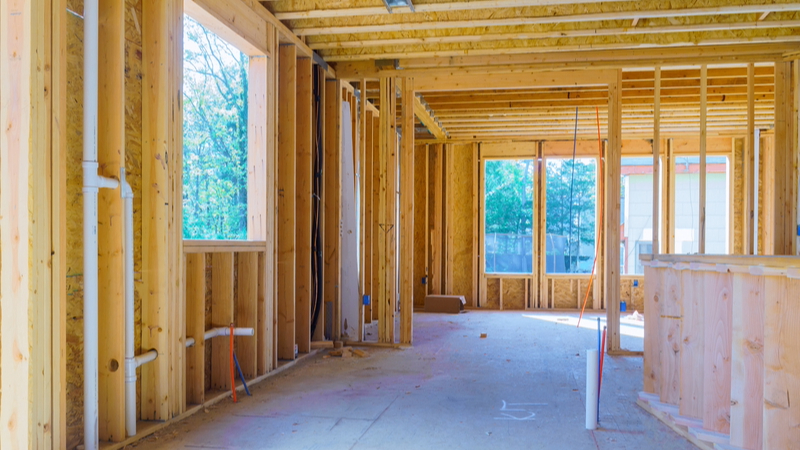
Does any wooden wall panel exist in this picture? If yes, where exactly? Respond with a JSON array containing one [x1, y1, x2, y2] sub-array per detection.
[[660, 267, 682, 405], [501, 279, 527, 310], [763, 277, 800, 448], [643, 267, 661, 395], [730, 273, 764, 450], [679, 270, 704, 420], [702, 271, 733, 434]]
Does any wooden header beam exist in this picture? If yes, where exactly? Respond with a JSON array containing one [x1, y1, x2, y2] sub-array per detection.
[[414, 70, 617, 92], [413, 96, 446, 139]]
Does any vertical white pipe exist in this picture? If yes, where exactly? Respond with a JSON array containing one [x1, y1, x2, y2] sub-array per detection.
[[585, 349, 599, 430], [83, 0, 119, 447], [122, 170, 136, 437]]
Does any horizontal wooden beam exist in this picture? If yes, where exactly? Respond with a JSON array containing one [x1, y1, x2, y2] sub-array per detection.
[[332, 43, 794, 79], [414, 69, 616, 91], [273, 0, 632, 20], [294, 4, 800, 36], [413, 95, 446, 139], [310, 20, 800, 50]]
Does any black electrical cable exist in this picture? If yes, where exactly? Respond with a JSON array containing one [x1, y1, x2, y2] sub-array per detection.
[[310, 69, 324, 339]]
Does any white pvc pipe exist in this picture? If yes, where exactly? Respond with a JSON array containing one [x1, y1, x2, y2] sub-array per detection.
[[204, 327, 255, 340], [83, 0, 119, 448], [134, 350, 158, 368], [121, 170, 137, 437], [185, 337, 196, 348], [585, 349, 599, 430]]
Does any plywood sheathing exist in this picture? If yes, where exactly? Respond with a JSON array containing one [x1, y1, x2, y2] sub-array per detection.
[[501, 279, 527, 310], [484, 278, 500, 310], [446, 143, 476, 305]]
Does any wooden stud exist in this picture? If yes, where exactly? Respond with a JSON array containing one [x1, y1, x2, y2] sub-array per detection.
[[379, 76, 398, 343], [97, 0, 126, 439], [400, 77, 415, 344], [371, 114, 381, 323], [445, 144, 454, 294], [746, 63, 756, 255], [311, 65, 326, 342], [324, 78, 343, 340], [141, 0, 179, 421], [360, 80, 370, 328], [211, 253, 234, 390], [699, 65, 708, 254], [479, 155, 487, 307], [605, 70, 622, 352], [642, 267, 661, 395], [364, 110, 375, 324], [653, 67, 661, 257], [277, 44, 297, 360], [296, 57, 313, 353], [236, 252, 259, 378], [432, 144, 444, 295], [473, 143, 480, 308], [185, 254, 206, 405]]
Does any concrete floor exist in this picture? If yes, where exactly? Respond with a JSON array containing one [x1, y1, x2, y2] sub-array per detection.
[[134, 311, 695, 450]]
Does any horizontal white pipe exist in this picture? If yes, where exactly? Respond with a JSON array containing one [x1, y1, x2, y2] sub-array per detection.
[[186, 337, 196, 348], [134, 350, 158, 368], [204, 327, 255, 340]]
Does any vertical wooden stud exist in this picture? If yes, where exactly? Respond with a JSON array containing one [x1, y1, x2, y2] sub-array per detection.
[[277, 44, 297, 360], [605, 70, 622, 352], [295, 57, 313, 353], [324, 79, 342, 340], [652, 67, 661, 257], [400, 77, 415, 344], [699, 65, 708, 254], [185, 253, 206, 405]]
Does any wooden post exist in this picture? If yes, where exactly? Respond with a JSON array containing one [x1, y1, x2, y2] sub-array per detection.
[[97, 0, 126, 439], [364, 110, 375, 324], [472, 143, 480, 308], [185, 254, 206, 405], [277, 44, 297, 360], [772, 61, 795, 255], [445, 144, 454, 294], [324, 79, 342, 340], [745, 63, 756, 255], [379, 76, 398, 343], [400, 77, 415, 344], [142, 0, 181, 421], [371, 114, 381, 322], [605, 70, 622, 353], [662, 139, 676, 254], [652, 67, 661, 257], [699, 65, 708, 254], [432, 144, 444, 295], [295, 57, 313, 353]]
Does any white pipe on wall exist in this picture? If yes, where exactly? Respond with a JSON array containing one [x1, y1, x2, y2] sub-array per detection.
[[204, 327, 255, 340], [83, 0, 120, 448]]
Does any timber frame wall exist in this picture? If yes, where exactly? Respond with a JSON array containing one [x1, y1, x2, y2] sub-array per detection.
[[2, 1, 800, 449]]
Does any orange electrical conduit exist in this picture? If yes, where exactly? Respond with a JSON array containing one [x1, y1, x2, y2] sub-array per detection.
[[577, 106, 604, 328]]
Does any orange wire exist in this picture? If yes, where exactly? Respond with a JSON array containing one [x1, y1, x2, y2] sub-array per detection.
[[577, 106, 604, 328], [230, 323, 237, 403]]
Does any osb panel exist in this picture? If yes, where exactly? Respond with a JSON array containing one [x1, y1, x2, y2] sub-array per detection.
[[413, 145, 428, 307], [66, 12, 85, 447], [732, 138, 744, 254], [448, 143, 474, 304], [484, 278, 500, 310], [621, 277, 646, 313], [502, 278, 527, 310], [552, 278, 580, 309]]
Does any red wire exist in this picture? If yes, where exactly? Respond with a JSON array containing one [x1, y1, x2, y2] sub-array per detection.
[[230, 323, 237, 403], [577, 106, 604, 328]]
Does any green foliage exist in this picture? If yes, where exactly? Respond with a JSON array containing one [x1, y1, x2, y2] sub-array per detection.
[[484, 160, 533, 273], [182, 16, 249, 240], [545, 158, 596, 272]]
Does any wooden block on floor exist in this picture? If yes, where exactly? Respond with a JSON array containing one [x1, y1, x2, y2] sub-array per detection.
[[311, 341, 334, 349], [424, 295, 466, 313]]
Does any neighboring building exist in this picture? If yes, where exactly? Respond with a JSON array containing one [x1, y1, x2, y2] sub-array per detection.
[[621, 156, 729, 274]]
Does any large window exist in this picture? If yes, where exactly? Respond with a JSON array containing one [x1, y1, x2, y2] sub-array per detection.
[[545, 158, 597, 274], [182, 16, 249, 240], [621, 157, 655, 275], [484, 159, 534, 274], [673, 156, 729, 254]]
